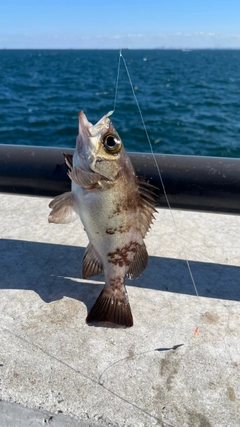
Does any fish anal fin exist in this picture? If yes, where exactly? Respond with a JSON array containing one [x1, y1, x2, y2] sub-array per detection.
[[86, 288, 133, 327], [126, 242, 148, 280], [68, 166, 105, 188], [82, 243, 103, 279], [48, 192, 78, 224]]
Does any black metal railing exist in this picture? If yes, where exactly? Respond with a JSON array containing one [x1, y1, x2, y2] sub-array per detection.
[[1, 144, 240, 215]]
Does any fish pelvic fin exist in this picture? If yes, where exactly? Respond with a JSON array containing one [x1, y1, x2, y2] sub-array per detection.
[[86, 287, 133, 327], [82, 243, 103, 279], [126, 242, 148, 280], [48, 192, 78, 224]]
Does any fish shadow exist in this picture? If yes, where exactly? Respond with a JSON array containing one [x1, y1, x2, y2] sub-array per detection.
[[0, 239, 240, 309]]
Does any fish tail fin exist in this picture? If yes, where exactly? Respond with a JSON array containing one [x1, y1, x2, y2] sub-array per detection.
[[86, 287, 133, 327]]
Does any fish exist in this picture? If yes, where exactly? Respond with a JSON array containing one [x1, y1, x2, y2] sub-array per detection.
[[48, 111, 157, 327]]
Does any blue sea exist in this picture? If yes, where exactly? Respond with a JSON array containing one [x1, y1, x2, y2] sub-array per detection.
[[1, 49, 240, 157]]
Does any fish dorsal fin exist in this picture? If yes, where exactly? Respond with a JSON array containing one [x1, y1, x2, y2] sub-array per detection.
[[138, 178, 158, 238], [82, 243, 103, 279], [126, 242, 148, 280], [48, 192, 78, 224], [68, 166, 106, 188], [64, 152, 73, 169]]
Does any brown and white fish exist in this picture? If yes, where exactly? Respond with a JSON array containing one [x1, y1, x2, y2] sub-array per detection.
[[48, 111, 156, 327]]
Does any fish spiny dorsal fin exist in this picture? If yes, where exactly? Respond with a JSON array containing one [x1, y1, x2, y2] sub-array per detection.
[[86, 286, 133, 327], [126, 242, 148, 280], [48, 192, 78, 224], [64, 152, 73, 169], [82, 243, 103, 279], [138, 178, 158, 238]]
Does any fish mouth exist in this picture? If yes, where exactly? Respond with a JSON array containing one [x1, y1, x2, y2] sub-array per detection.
[[75, 112, 93, 171], [76, 111, 115, 172], [78, 111, 92, 136], [78, 110, 112, 138]]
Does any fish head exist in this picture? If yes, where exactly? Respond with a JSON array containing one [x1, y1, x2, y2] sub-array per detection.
[[75, 111, 128, 180]]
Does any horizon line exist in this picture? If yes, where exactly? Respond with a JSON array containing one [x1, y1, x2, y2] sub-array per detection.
[[1, 47, 240, 50]]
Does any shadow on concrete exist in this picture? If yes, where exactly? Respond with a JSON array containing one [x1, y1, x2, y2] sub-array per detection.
[[1, 239, 239, 310], [0, 400, 91, 427]]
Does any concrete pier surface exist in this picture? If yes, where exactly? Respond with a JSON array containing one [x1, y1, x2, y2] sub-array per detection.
[[0, 193, 239, 427]]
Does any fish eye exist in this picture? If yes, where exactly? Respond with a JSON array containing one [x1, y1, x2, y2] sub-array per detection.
[[103, 133, 122, 154]]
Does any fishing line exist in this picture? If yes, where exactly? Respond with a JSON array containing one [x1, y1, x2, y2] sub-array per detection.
[[107, 51, 237, 422], [114, 50, 199, 303], [112, 51, 239, 365], [113, 48, 122, 113]]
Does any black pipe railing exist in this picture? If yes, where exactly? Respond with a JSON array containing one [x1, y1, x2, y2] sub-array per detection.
[[1, 144, 240, 215]]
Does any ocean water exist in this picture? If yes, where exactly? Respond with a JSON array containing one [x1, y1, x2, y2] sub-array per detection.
[[1, 49, 240, 157]]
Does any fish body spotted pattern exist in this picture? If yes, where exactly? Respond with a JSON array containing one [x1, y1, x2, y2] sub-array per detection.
[[48, 111, 156, 327]]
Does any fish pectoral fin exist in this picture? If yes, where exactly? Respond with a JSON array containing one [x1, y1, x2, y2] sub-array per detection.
[[126, 242, 148, 280], [68, 166, 106, 188], [82, 243, 103, 279], [48, 191, 78, 224], [86, 288, 133, 327]]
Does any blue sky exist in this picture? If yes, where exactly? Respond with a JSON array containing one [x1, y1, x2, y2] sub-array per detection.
[[1, 0, 240, 49]]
